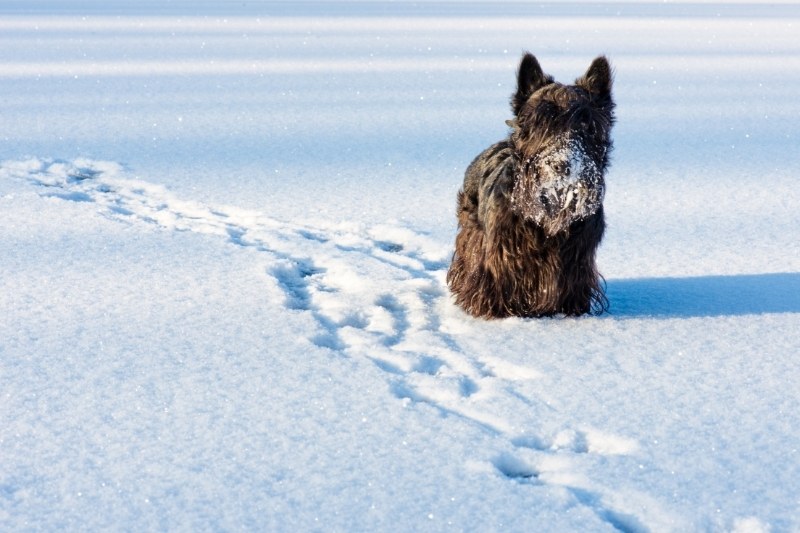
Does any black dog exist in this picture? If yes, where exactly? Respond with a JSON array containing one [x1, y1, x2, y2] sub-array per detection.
[[447, 53, 615, 318]]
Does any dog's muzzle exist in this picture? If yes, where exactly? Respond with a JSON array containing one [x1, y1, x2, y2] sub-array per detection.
[[511, 138, 605, 234]]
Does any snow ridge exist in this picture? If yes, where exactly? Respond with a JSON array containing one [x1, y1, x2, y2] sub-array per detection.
[[3, 158, 649, 530]]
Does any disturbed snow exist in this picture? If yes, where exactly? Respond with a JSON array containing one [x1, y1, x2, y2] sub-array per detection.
[[2, 2, 800, 532]]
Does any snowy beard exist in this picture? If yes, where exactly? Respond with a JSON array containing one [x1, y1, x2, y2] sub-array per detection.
[[510, 137, 605, 236]]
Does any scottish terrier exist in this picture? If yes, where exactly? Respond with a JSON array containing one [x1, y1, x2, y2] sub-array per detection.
[[447, 53, 615, 318]]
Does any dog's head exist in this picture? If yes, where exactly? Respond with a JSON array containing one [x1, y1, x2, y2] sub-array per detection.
[[508, 53, 615, 236]]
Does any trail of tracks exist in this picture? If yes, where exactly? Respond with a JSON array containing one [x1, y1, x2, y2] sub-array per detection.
[[3, 157, 646, 532]]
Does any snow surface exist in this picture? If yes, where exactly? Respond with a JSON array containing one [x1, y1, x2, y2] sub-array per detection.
[[2, 1, 799, 531]]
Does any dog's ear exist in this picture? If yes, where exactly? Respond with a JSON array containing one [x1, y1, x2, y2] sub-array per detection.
[[577, 56, 613, 97], [512, 53, 552, 115]]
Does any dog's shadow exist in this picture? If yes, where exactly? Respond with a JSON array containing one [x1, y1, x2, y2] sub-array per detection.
[[606, 272, 800, 318]]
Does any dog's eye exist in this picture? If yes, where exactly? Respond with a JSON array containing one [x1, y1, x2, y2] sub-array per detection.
[[557, 162, 570, 176]]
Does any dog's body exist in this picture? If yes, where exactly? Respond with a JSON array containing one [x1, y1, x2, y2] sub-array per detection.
[[447, 54, 615, 318]]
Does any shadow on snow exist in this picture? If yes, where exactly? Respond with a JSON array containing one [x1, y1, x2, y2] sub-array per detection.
[[606, 272, 800, 318]]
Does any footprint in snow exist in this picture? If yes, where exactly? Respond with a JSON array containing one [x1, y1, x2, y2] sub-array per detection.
[[2, 157, 645, 530]]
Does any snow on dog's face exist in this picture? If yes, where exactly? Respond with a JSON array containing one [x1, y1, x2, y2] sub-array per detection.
[[508, 54, 615, 236], [512, 135, 605, 235]]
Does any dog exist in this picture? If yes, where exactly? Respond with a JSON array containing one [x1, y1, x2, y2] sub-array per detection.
[[447, 53, 615, 318]]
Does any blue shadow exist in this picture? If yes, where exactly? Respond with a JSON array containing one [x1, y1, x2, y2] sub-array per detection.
[[606, 273, 800, 318]]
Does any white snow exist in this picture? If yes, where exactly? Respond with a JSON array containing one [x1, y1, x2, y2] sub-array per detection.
[[2, 2, 799, 531]]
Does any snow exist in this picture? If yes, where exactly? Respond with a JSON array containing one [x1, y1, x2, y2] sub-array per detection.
[[2, 1, 799, 531]]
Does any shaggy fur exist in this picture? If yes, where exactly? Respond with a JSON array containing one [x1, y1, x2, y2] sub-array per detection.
[[447, 53, 615, 318]]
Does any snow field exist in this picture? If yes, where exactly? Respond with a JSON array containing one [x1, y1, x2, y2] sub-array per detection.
[[2, 2, 800, 531]]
